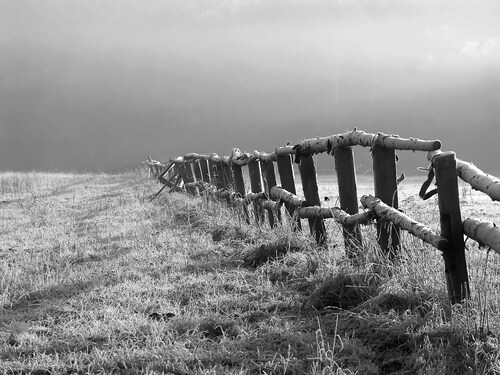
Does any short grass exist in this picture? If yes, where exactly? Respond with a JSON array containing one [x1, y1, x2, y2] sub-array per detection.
[[1, 170, 500, 374]]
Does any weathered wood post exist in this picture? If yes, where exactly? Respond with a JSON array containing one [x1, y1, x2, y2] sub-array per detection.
[[276, 150, 301, 230], [248, 159, 265, 225], [215, 162, 226, 189], [221, 162, 233, 189], [372, 145, 400, 256], [199, 159, 210, 184], [208, 160, 220, 188], [231, 163, 251, 224], [193, 161, 205, 193], [433, 151, 470, 304], [146, 156, 153, 179], [298, 154, 326, 246], [261, 159, 281, 227], [334, 147, 363, 256], [168, 164, 183, 193], [183, 163, 198, 196]]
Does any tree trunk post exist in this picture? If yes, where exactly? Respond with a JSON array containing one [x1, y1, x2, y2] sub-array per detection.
[[208, 160, 220, 188], [276, 154, 301, 230], [372, 145, 400, 257], [298, 154, 327, 246], [248, 159, 265, 225], [334, 147, 363, 256], [261, 160, 280, 227], [221, 162, 233, 189], [433, 151, 470, 304], [215, 162, 226, 189], [193, 161, 205, 193], [183, 163, 198, 196], [231, 163, 251, 224], [199, 159, 210, 184]]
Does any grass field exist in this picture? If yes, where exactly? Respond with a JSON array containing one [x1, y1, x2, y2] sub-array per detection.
[[1, 169, 500, 374]]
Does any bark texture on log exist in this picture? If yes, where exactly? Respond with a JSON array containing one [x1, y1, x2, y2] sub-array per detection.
[[269, 186, 304, 208], [296, 206, 372, 224], [361, 195, 448, 251], [429, 150, 500, 202], [296, 129, 441, 155], [463, 218, 500, 254]]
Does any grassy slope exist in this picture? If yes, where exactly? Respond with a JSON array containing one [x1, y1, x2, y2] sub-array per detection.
[[1, 171, 500, 374]]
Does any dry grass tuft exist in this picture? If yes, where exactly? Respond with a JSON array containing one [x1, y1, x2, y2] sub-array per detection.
[[309, 273, 379, 310]]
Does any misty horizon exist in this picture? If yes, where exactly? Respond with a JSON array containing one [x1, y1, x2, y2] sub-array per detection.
[[1, 1, 499, 174]]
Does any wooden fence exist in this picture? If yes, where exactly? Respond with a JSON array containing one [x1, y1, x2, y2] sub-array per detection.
[[145, 129, 500, 304]]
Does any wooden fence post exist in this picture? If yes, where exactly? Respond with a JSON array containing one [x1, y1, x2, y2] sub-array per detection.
[[193, 161, 205, 193], [199, 159, 210, 184], [334, 147, 363, 256], [372, 145, 400, 256], [208, 160, 220, 188], [215, 162, 226, 189], [433, 151, 470, 304], [221, 162, 233, 189], [183, 163, 198, 196], [261, 160, 281, 227], [276, 154, 301, 230], [248, 159, 265, 225], [231, 163, 251, 224], [298, 154, 327, 246]]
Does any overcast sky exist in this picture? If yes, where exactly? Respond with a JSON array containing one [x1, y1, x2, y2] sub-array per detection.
[[1, 0, 499, 173]]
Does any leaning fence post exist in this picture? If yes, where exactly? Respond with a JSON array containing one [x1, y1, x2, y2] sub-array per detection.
[[221, 162, 233, 189], [248, 159, 265, 225], [215, 162, 226, 190], [298, 154, 327, 246], [183, 163, 198, 196], [208, 160, 220, 188], [372, 145, 400, 256], [261, 159, 280, 227], [192, 161, 204, 193], [433, 151, 470, 304], [334, 147, 363, 256], [199, 159, 210, 184], [231, 163, 251, 224], [276, 152, 301, 230]]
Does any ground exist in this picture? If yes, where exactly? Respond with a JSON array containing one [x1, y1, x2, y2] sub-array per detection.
[[1, 170, 500, 374]]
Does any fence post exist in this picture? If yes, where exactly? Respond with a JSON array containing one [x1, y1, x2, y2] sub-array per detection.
[[221, 162, 233, 189], [334, 147, 363, 256], [298, 154, 327, 246], [433, 151, 470, 304], [199, 159, 210, 184], [276, 153, 301, 230], [215, 162, 226, 189], [231, 163, 251, 224], [208, 160, 221, 188], [372, 145, 400, 256], [183, 163, 198, 196], [261, 160, 281, 227], [248, 159, 265, 225], [193, 161, 205, 193]]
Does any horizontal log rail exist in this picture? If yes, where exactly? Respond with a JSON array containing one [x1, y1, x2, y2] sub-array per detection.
[[296, 129, 441, 156], [463, 218, 500, 255], [361, 195, 449, 251], [296, 206, 373, 225], [429, 150, 500, 202], [269, 186, 304, 208]]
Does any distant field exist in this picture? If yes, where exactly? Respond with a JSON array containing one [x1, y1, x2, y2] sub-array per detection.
[[1, 170, 500, 374]]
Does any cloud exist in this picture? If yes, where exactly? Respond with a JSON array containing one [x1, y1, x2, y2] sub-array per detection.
[[461, 38, 500, 58]]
